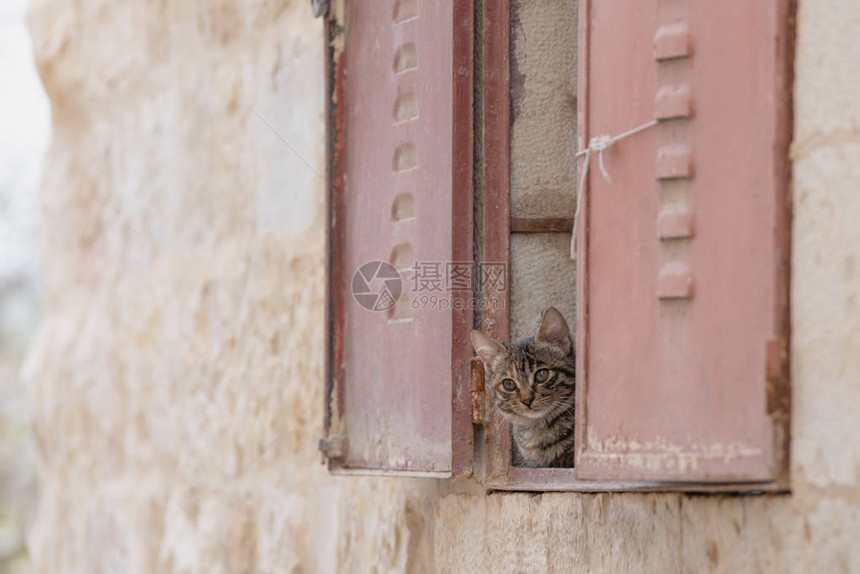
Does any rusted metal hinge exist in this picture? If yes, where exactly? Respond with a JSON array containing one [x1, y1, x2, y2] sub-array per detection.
[[317, 434, 348, 463], [311, 0, 330, 18], [471, 357, 487, 425], [766, 337, 790, 416]]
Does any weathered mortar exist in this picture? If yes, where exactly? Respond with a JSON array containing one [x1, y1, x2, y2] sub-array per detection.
[[23, 0, 860, 573]]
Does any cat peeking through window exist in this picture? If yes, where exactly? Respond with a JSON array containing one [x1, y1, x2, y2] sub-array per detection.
[[470, 308, 576, 468]]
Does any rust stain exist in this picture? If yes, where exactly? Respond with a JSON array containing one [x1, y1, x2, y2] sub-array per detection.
[[324, 13, 347, 443], [773, 0, 797, 488], [471, 358, 486, 425], [766, 337, 790, 416], [480, 0, 514, 488], [451, 0, 476, 479], [480, 0, 511, 346]]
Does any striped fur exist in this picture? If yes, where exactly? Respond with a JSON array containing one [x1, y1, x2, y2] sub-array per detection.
[[471, 308, 576, 468]]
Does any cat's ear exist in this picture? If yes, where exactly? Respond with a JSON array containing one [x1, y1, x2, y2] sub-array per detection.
[[470, 330, 507, 367], [535, 307, 573, 355]]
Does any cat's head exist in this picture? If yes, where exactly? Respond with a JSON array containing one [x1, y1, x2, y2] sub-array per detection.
[[470, 307, 576, 424]]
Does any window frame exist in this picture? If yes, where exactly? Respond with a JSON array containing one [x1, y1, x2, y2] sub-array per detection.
[[322, 0, 794, 493], [476, 0, 792, 492]]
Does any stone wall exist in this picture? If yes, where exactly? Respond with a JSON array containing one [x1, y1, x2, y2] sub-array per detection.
[[24, 0, 860, 573]]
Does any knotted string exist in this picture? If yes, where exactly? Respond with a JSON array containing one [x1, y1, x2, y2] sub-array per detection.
[[570, 119, 658, 259]]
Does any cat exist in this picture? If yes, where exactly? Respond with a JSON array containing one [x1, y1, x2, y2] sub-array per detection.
[[470, 307, 576, 468]]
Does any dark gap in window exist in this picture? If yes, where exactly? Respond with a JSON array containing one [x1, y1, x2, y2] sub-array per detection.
[[472, 0, 484, 333], [505, 0, 577, 470]]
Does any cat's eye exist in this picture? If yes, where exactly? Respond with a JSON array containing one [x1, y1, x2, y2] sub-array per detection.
[[501, 379, 517, 392], [535, 369, 550, 383]]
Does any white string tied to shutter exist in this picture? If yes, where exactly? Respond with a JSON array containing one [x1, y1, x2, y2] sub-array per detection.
[[570, 119, 658, 259]]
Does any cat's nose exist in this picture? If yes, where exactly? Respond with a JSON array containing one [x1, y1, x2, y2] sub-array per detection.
[[522, 396, 533, 408]]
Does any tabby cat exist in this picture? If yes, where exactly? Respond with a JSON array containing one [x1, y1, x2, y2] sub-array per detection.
[[470, 307, 576, 468]]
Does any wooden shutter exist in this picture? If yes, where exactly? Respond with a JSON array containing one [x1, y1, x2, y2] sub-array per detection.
[[575, 0, 792, 483], [322, 0, 474, 476]]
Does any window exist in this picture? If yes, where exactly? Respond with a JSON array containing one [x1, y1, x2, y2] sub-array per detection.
[[321, 0, 793, 491]]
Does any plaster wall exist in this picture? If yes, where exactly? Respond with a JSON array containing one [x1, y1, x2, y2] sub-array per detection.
[[23, 0, 860, 572]]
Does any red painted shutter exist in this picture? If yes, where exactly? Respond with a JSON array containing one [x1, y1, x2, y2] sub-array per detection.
[[575, 0, 791, 482], [323, 1, 474, 476]]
